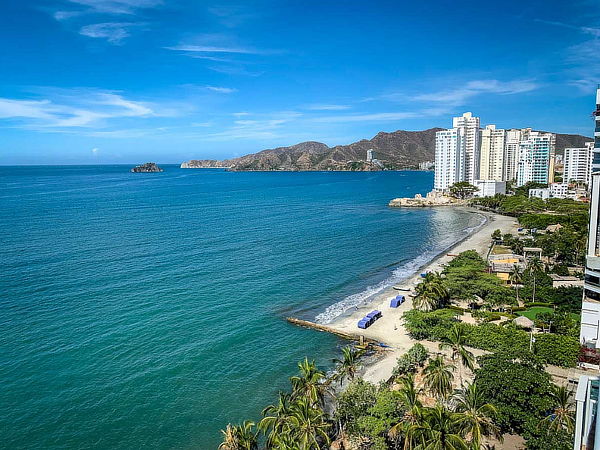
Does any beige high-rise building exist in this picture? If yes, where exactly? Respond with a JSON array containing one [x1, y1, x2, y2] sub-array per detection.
[[479, 125, 506, 181], [452, 112, 480, 184]]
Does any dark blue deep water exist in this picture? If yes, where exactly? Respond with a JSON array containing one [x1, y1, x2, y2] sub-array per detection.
[[0, 166, 483, 449]]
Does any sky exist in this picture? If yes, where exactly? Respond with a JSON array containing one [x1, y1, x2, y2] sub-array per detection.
[[1, 0, 600, 165]]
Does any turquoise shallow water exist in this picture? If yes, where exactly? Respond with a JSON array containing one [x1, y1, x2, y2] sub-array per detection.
[[0, 166, 483, 449]]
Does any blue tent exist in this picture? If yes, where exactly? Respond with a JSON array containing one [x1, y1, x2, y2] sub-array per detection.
[[390, 295, 405, 308], [358, 318, 370, 329], [366, 310, 382, 320]]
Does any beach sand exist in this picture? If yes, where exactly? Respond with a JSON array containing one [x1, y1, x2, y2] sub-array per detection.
[[327, 208, 519, 384]]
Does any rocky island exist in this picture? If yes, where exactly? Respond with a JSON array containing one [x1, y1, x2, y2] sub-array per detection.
[[130, 162, 163, 173]]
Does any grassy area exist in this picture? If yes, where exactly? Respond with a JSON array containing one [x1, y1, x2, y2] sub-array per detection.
[[518, 306, 553, 320], [491, 244, 512, 255], [518, 306, 580, 322]]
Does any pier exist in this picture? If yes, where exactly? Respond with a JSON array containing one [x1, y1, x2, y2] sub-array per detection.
[[286, 317, 382, 346]]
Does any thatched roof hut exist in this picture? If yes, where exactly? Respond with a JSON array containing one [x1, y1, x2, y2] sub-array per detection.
[[513, 316, 534, 329]]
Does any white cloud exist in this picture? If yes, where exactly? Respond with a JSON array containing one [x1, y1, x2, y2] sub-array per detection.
[[204, 112, 301, 141], [79, 22, 142, 44], [91, 147, 99, 153], [164, 44, 262, 55], [205, 86, 238, 94], [0, 90, 155, 130], [65, 0, 162, 15], [305, 104, 351, 111], [411, 79, 539, 105], [535, 19, 600, 37]]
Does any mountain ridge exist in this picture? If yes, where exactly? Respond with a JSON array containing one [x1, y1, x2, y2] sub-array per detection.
[[181, 128, 593, 171]]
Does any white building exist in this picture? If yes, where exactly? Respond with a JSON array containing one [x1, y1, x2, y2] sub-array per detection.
[[581, 88, 600, 349], [574, 375, 600, 449], [473, 180, 506, 197], [418, 161, 434, 171], [434, 128, 464, 191], [503, 128, 529, 181], [366, 149, 375, 162], [550, 182, 570, 199], [516, 131, 556, 187], [529, 188, 550, 200], [453, 112, 481, 184], [564, 144, 593, 186], [479, 125, 506, 181]]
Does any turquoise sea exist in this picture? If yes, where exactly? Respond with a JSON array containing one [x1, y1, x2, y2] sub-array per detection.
[[0, 166, 484, 449]]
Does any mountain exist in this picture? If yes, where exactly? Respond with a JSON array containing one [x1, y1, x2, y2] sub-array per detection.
[[181, 128, 593, 171]]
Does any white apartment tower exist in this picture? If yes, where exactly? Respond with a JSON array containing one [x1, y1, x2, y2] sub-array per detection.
[[434, 128, 464, 191], [479, 125, 506, 181], [564, 144, 593, 185], [580, 88, 600, 347], [452, 112, 481, 184], [516, 131, 556, 187]]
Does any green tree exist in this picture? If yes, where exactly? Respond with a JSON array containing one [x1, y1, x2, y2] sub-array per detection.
[[287, 397, 331, 449], [508, 264, 523, 306], [218, 421, 258, 450], [449, 181, 479, 199], [259, 392, 294, 447], [474, 351, 554, 434], [539, 385, 575, 434], [439, 324, 475, 387], [389, 374, 424, 449], [491, 229, 502, 242], [423, 355, 456, 400], [332, 346, 364, 385], [414, 272, 450, 311], [407, 404, 469, 449], [453, 382, 502, 448], [290, 358, 326, 405], [527, 258, 545, 303]]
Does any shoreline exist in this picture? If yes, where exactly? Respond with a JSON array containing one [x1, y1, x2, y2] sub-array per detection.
[[325, 209, 519, 384], [316, 206, 487, 325]]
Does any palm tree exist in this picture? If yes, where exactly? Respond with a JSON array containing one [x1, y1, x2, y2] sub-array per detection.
[[453, 382, 502, 448], [332, 346, 364, 385], [423, 355, 456, 400], [439, 324, 475, 387], [414, 273, 450, 311], [540, 385, 575, 433], [527, 258, 544, 303], [389, 373, 424, 449], [259, 392, 293, 447], [287, 397, 331, 449], [508, 264, 523, 307], [218, 421, 258, 450], [406, 404, 469, 450], [290, 358, 326, 405]]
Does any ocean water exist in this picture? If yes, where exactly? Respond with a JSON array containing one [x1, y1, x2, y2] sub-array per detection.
[[0, 166, 483, 449]]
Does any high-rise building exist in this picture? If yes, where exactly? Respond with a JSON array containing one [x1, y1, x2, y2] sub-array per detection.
[[452, 112, 481, 183], [479, 125, 506, 181], [564, 144, 593, 185], [503, 128, 530, 181], [516, 131, 555, 187], [434, 128, 464, 191], [581, 88, 600, 348]]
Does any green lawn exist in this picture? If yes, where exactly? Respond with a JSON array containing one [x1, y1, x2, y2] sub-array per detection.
[[518, 306, 553, 320], [518, 306, 580, 322]]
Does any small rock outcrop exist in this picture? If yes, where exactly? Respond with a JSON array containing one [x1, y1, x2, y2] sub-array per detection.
[[131, 162, 163, 173]]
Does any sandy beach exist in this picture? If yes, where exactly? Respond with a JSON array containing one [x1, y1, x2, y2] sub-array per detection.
[[327, 208, 519, 384]]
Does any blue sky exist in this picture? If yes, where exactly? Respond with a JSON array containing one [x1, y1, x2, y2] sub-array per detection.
[[1, 0, 599, 164]]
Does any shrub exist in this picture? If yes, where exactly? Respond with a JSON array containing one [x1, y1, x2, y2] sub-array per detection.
[[533, 334, 580, 367], [392, 343, 429, 377]]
